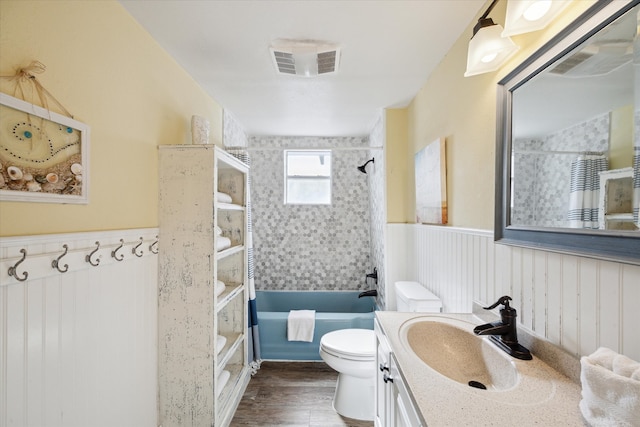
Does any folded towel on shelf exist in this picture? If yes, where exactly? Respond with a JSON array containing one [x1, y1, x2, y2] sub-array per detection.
[[216, 191, 233, 204], [216, 335, 227, 354], [215, 280, 226, 297], [287, 310, 316, 342], [580, 347, 640, 426], [216, 236, 231, 252], [216, 370, 231, 397]]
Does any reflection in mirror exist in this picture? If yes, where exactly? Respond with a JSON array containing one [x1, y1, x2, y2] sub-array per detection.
[[509, 3, 639, 232], [496, 0, 640, 264]]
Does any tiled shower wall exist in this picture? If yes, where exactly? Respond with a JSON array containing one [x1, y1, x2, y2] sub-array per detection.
[[512, 112, 609, 227], [367, 114, 387, 309], [248, 136, 371, 291]]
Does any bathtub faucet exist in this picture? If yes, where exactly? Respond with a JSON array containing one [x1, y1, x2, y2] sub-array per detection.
[[358, 289, 378, 298]]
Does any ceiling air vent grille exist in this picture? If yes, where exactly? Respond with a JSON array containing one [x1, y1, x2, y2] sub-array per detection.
[[317, 51, 337, 74], [273, 51, 296, 75], [270, 40, 340, 77], [550, 52, 593, 75]]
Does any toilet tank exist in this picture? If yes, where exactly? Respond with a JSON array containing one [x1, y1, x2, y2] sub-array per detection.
[[395, 281, 442, 312]]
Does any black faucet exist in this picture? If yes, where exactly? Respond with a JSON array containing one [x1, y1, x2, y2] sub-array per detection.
[[473, 296, 532, 360]]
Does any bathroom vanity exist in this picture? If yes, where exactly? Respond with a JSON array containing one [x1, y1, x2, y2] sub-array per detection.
[[374, 312, 584, 426]]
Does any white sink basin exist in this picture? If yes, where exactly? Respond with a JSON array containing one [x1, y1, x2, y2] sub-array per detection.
[[399, 317, 518, 391]]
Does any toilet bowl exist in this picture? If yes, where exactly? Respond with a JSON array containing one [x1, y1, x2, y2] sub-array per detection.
[[319, 328, 376, 421]]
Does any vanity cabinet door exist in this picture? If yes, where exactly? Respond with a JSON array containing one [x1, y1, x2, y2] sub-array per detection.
[[374, 320, 392, 427], [390, 353, 423, 427]]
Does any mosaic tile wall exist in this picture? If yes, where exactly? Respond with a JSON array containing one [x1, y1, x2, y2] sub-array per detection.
[[512, 112, 610, 227], [248, 136, 372, 291], [367, 113, 387, 309]]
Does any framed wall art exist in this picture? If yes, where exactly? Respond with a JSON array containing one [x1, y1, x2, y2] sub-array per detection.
[[415, 137, 447, 224], [0, 92, 89, 204]]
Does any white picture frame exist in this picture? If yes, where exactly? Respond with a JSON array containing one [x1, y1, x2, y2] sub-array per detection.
[[0, 92, 89, 204]]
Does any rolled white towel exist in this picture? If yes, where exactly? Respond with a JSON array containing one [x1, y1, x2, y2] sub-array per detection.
[[216, 335, 227, 354], [580, 347, 640, 426], [215, 280, 226, 297], [216, 370, 231, 397], [216, 191, 233, 204], [216, 236, 231, 252]]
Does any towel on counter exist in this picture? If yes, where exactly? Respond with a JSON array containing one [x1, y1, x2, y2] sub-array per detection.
[[215, 280, 226, 297], [287, 310, 316, 342], [216, 191, 233, 204], [216, 370, 231, 397], [580, 347, 640, 426], [216, 236, 231, 252]]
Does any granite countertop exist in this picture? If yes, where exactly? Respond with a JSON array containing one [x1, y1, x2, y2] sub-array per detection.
[[376, 311, 585, 426]]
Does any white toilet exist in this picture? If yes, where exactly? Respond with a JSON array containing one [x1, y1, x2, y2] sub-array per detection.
[[319, 282, 442, 421], [319, 328, 376, 421]]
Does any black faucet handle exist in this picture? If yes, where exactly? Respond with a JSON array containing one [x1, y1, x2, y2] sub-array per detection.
[[482, 295, 512, 310]]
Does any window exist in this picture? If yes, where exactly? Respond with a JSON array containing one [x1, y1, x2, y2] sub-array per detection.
[[284, 150, 332, 204]]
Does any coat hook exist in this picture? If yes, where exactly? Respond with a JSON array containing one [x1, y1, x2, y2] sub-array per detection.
[[132, 237, 144, 257], [52, 244, 69, 273], [111, 239, 125, 261], [149, 235, 159, 254], [8, 248, 29, 282], [85, 241, 101, 266]]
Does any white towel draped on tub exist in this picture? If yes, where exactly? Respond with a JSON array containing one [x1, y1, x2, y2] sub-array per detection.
[[580, 347, 640, 426], [287, 310, 316, 342]]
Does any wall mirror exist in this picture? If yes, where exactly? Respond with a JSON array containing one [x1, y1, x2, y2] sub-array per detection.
[[496, 0, 640, 264]]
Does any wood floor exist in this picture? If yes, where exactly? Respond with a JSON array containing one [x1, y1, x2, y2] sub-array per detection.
[[230, 361, 374, 427]]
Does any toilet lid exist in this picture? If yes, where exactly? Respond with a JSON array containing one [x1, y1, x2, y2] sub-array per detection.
[[320, 329, 375, 358]]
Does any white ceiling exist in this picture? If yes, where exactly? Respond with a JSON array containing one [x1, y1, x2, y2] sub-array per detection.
[[119, 0, 485, 137]]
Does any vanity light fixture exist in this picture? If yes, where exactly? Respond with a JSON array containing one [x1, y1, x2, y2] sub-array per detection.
[[502, 0, 572, 37], [464, 0, 519, 77]]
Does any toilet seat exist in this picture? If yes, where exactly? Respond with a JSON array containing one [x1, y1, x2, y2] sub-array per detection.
[[320, 329, 375, 360]]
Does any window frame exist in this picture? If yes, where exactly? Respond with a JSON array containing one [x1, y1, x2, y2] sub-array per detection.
[[284, 149, 332, 205]]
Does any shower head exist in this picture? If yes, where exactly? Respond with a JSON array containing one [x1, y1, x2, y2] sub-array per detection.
[[357, 158, 375, 174]]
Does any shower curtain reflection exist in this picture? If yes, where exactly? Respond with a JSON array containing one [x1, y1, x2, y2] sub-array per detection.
[[568, 153, 608, 229]]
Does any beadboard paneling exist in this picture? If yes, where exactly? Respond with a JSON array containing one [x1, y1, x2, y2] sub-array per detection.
[[386, 224, 640, 361], [0, 229, 158, 427]]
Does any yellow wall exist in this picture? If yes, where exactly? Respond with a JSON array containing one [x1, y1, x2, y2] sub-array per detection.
[[610, 105, 634, 170], [0, 0, 223, 237], [385, 109, 409, 223], [403, 0, 598, 228]]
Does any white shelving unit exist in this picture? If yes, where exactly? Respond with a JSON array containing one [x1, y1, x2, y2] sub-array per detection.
[[158, 145, 250, 427], [598, 167, 636, 230]]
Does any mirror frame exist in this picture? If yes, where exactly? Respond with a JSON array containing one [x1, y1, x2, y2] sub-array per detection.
[[495, 0, 640, 265]]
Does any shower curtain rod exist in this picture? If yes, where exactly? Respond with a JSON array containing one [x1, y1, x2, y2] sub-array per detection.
[[514, 150, 607, 156], [241, 146, 384, 151]]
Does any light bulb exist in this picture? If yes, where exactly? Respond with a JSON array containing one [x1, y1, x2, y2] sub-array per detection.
[[481, 52, 498, 63], [523, 0, 552, 22]]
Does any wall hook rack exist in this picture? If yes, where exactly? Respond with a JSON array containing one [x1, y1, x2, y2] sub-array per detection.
[[8, 248, 29, 281], [112, 239, 125, 261], [132, 237, 144, 257], [149, 236, 159, 254], [52, 244, 69, 273], [85, 241, 101, 266]]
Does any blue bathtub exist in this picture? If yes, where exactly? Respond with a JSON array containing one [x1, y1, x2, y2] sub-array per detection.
[[256, 291, 376, 360]]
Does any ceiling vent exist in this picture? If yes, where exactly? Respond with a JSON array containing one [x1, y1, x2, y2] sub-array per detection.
[[270, 39, 341, 77], [550, 41, 632, 78]]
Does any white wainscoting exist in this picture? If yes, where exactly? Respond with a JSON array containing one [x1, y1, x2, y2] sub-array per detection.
[[0, 228, 158, 427], [386, 224, 640, 362]]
